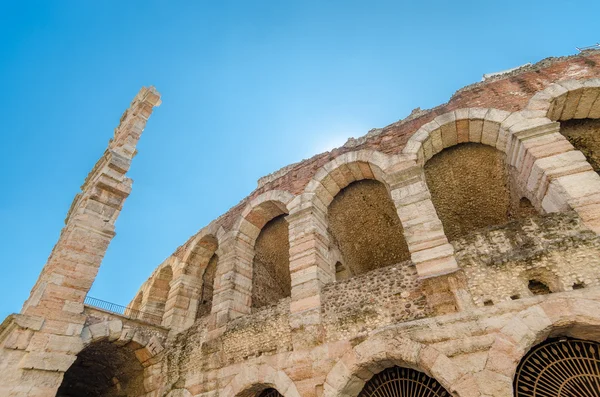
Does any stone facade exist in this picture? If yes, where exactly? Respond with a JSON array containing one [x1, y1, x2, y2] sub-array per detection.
[[2, 51, 600, 396]]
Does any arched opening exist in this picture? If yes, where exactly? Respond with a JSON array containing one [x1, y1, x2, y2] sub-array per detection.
[[528, 279, 551, 296], [560, 118, 600, 174], [142, 265, 173, 324], [57, 341, 144, 397], [126, 291, 143, 319], [514, 337, 600, 396], [251, 214, 291, 309], [425, 143, 536, 241], [328, 179, 410, 277], [196, 253, 218, 319], [184, 234, 219, 320], [334, 261, 352, 281], [257, 389, 283, 397], [358, 366, 450, 397]]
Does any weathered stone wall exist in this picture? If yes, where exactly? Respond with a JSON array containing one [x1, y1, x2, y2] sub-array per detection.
[[327, 180, 411, 275], [221, 298, 292, 360], [252, 215, 291, 309], [455, 211, 600, 307], [321, 262, 431, 341], [560, 118, 600, 173], [425, 143, 537, 241]]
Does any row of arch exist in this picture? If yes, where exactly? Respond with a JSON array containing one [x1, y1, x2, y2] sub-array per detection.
[[218, 297, 600, 397], [57, 296, 600, 396], [130, 78, 600, 330]]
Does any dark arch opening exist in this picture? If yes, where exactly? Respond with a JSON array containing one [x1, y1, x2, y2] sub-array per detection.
[[197, 253, 218, 318], [358, 366, 450, 397], [328, 179, 410, 277], [57, 341, 144, 397], [257, 388, 283, 397], [425, 143, 537, 241], [514, 337, 600, 396], [252, 214, 291, 309], [528, 279, 551, 296]]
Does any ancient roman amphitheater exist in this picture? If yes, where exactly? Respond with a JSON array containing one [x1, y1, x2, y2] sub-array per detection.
[[3, 51, 600, 397]]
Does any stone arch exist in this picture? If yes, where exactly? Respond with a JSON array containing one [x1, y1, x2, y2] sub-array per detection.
[[210, 191, 296, 326], [220, 364, 301, 397], [402, 108, 513, 165], [322, 330, 471, 397], [303, 150, 413, 277], [163, 223, 226, 331], [296, 149, 461, 310], [304, 150, 396, 209], [519, 80, 600, 233], [232, 191, 295, 309], [528, 78, 600, 178], [405, 106, 600, 234], [141, 263, 174, 325], [125, 291, 143, 318], [233, 190, 296, 245], [180, 223, 224, 277], [58, 320, 165, 396], [526, 78, 600, 122], [481, 297, 600, 395], [403, 108, 544, 243]]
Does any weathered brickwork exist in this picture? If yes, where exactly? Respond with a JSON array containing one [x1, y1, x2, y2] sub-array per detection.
[[3, 51, 600, 397]]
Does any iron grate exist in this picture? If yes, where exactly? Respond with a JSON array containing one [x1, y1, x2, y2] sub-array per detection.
[[358, 366, 449, 397], [515, 338, 600, 396]]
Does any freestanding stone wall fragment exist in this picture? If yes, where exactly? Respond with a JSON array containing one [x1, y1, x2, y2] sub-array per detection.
[[0, 87, 160, 397]]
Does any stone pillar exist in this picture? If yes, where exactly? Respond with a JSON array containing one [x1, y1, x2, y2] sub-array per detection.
[[208, 234, 253, 336], [162, 273, 202, 332], [389, 165, 470, 314], [0, 87, 161, 397], [287, 194, 335, 348]]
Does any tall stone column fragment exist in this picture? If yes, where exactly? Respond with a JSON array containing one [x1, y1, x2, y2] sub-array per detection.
[[0, 87, 161, 397]]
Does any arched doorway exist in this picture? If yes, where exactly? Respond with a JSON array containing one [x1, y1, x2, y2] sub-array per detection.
[[358, 366, 450, 397], [257, 389, 283, 397], [514, 337, 600, 396], [56, 340, 144, 396]]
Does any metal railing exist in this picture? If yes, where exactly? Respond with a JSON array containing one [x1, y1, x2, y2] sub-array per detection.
[[84, 296, 163, 325]]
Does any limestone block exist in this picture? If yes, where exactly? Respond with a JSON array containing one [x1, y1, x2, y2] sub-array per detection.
[[451, 374, 481, 397], [13, 315, 44, 331], [114, 326, 135, 347], [574, 83, 600, 119], [543, 171, 600, 213], [558, 80, 584, 120], [430, 353, 462, 387], [106, 320, 123, 342], [481, 120, 500, 146], [46, 335, 84, 355], [2, 329, 33, 350], [411, 243, 454, 264], [474, 369, 512, 397], [19, 351, 76, 372], [430, 128, 443, 155], [415, 255, 459, 279]]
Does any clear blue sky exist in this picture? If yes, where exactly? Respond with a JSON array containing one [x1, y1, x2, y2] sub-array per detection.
[[0, 0, 598, 319]]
